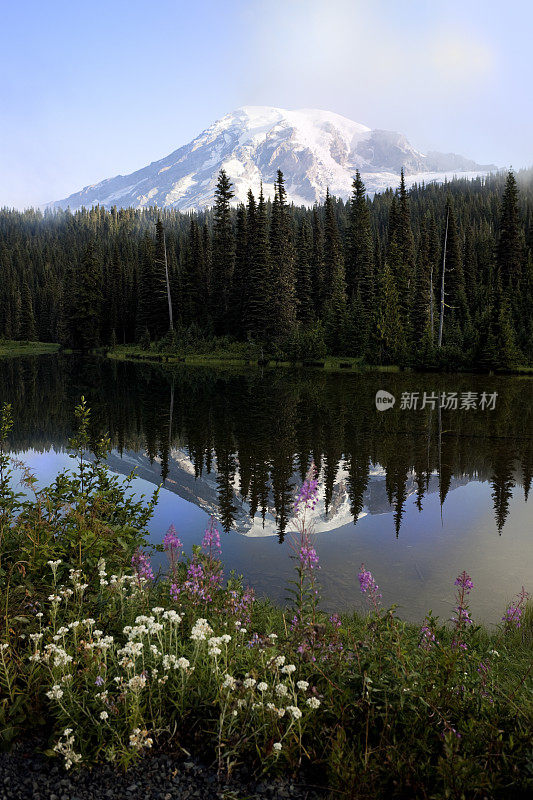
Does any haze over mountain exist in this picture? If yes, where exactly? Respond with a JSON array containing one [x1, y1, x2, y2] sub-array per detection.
[[51, 106, 496, 212]]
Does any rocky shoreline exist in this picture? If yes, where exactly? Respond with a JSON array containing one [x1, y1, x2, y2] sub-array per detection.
[[0, 739, 326, 800]]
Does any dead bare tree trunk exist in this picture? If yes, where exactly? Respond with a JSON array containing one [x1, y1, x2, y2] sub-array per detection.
[[163, 231, 174, 332], [429, 261, 434, 342], [438, 206, 449, 348]]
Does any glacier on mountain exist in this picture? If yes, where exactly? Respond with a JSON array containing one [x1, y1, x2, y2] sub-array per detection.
[[51, 106, 496, 212]]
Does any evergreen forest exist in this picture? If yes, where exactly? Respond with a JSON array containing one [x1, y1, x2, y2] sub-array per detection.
[[1, 167, 532, 370]]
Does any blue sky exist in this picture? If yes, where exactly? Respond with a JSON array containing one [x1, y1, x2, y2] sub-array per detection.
[[1, 0, 531, 208]]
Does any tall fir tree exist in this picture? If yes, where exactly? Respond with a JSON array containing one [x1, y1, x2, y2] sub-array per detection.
[[70, 242, 102, 351], [323, 190, 347, 354], [269, 170, 297, 339], [20, 279, 36, 341], [211, 170, 235, 334], [295, 220, 315, 325], [244, 186, 271, 340], [496, 171, 524, 290]]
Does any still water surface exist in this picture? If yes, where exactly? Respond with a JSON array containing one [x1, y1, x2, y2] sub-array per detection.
[[2, 355, 531, 624]]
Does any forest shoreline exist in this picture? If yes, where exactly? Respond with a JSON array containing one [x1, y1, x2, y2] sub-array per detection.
[[104, 344, 533, 375], [1, 341, 532, 375], [0, 340, 60, 358]]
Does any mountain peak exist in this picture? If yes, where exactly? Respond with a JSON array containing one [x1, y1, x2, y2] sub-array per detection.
[[51, 107, 496, 212]]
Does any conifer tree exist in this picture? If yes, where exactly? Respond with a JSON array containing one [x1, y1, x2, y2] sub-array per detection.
[[231, 203, 248, 338], [70, 242, 102, 351], [20, 280, 37, 341], [439, 198, 469, 349], [136, 232, 154, 341], [211, 170, 235, 334], [387, 170, 416, 334], [244, 186, 270, 340], [269, 170, 297, 338], [497, 171, 524, 289], [323, 190, 347, 353], [295, 220, 314, 325], [311, 206, 325, 316], [345, 171, 374, 304], [374, 262, 406, 364], [344, 172, 374, 356]]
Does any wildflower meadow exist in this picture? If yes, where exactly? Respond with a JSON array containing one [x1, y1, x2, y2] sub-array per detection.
[[0, 400, 532, 799]]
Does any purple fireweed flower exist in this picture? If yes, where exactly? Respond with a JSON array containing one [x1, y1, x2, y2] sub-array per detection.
[[294, 463, 319, 514], [358, 564, 382, 611], [451, 606, 473, 626], [226, 587, 255, 625], [202, 516, 221, 557], [299, 542, 320, 571], [502, 605, 523, 627], [163, 524, 182, 552], [420, 616, 439, 649], [131, 549, 154, 582], [329, 613, 341, 629], [454, 571, 474, 594], [502, 586, 529, 630], [358, 565, 381, 598]]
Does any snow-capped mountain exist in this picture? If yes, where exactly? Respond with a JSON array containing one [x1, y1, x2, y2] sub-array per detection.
[[51, 106, 496, 212]]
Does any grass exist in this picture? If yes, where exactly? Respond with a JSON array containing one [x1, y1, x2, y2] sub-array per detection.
[[106, 344, 402, 374], [0, 340, 60, 358]]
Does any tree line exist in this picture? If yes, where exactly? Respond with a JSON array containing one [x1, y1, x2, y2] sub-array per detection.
[[1, 167, 532, 369]]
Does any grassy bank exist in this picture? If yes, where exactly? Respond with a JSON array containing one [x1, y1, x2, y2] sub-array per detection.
[[107, 344, 400, 373], [106, 344, 533, 376], [0, 339, 60, 358], [0, 400, 532, 798]]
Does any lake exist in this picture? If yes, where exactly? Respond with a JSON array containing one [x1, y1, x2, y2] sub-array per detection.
[[2, 355, 531, 625]]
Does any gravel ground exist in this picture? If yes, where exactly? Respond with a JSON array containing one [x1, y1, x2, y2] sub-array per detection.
[[0, 740, 328, 800]]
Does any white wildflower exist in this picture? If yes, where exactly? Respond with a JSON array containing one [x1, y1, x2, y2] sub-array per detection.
[[222, 674, 237, 690], [306, 697, 321, 709], [275, 683, 288, 696], [128, 674, 147, 693], [286, 705, 302, 719], [162, 610, 182, 624], [281, 664, 296, 675], [129, 728, 153, 750], [190, 618, 213, 641], [243, 677, 256, 689], [46, 684, 64, 700], [296, 680, 309, 691], [273, 742, 282, 752], [257, 682, 268, 692]]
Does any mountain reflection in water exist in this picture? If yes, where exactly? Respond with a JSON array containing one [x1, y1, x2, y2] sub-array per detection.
[[2, 355, 530, 540]]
